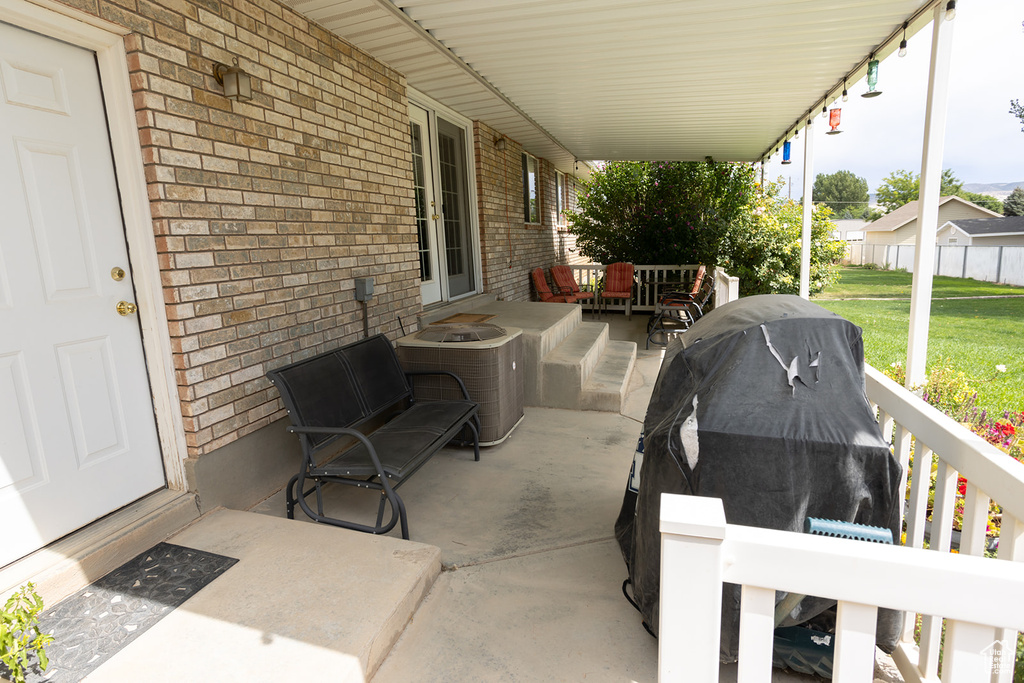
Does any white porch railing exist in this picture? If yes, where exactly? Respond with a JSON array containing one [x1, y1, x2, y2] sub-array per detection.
[[659, 364, 1024, 682], [567, 264, 736, 313]]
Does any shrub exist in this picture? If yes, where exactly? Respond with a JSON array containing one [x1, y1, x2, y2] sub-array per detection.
[[0, 583, 52, 683], [567, 160, 754, 267], [718, 178, 845, 296]]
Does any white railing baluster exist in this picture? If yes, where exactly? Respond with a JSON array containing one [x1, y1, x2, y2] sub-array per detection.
[[833, 602, 879, 683], [737, 585, 775, 683], [961, 482, 990, 557], [942, 619, 999, 682], [905, 445, 933, 549], [893, 425, 913, 528], [920, 457, 959, 678], [995, 515, 1023, 683], [877, 408, 894, 446]]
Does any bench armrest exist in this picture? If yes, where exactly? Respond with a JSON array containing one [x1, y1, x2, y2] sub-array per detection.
[[287, 425, 388, 479], [404, 370, 474, 402]]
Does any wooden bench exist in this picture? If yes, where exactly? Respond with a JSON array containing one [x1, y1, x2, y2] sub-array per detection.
[[266, 333, 480, 539]]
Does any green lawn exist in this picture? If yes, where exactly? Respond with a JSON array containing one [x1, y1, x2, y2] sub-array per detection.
[[814, 266, 1024, 300], [813, 267, 1024, 416]]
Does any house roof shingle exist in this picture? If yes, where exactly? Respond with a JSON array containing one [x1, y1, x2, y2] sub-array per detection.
[[946, 216, 1024, 236]]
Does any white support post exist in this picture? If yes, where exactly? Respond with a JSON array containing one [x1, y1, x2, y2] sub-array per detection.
[[799, 119, 814, 299], [659, 494, 727, 682], [907, 3, 956, 387]]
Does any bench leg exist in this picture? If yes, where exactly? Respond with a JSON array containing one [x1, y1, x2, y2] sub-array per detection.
[[469, 417, 481, 462], [376, 492, 387, 530], [286, 472, 300, 519]]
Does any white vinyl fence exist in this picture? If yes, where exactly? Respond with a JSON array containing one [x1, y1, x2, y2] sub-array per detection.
[[846, 243, 1024, 286], [659, 365, 1024, 682]]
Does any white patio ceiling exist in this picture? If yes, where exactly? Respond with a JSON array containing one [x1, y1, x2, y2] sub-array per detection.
[[283, 0, 942, 172]]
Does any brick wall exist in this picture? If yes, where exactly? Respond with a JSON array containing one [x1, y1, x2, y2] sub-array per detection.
[[56, 0, 420, 457], [473, 121, 583, 302]]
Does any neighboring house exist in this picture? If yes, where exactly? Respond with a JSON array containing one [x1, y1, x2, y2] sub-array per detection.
[[937, 216, 1024, 246], [862, 196, 1001, 245], [832, 219, 867, 242]]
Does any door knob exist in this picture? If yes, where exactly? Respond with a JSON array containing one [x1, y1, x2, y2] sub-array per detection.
[[431, 214, 440, 220], [116, 301, 138, 316]]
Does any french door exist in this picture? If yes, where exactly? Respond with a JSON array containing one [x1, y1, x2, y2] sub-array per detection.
[[409, 103, 477, 306]]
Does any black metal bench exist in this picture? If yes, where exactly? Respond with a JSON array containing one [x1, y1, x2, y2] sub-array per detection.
[[266, 333, 480, 539]]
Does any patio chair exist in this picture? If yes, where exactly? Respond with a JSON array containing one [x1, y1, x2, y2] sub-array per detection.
[[599, 262, 635, 319], [531, 267, 577, 303], [684, 275, 715, 322], [550, 265, 595, 313], [645, 266, 706, 348]]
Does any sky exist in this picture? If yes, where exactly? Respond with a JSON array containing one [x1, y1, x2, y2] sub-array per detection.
[[764, 0, 1024, 197]]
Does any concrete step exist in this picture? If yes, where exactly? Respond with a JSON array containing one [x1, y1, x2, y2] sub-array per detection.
[[580, 340, 638, 412], [86, 509, 441, 682], [538, 322, 609, 409]]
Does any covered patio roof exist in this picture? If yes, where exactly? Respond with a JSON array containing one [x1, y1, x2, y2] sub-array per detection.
[[281, 0, 941, 171]]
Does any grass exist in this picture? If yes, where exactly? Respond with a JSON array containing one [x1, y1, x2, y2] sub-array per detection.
[[814, 266, 1024, 300], [813, 267, 1024, 416]]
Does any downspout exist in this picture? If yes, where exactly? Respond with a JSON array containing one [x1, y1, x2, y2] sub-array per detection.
[[906, 2, 956, 388], [799, 117, 814, 299]]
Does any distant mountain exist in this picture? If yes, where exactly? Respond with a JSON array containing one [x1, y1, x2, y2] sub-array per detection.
[[964, 181, 1024, 201]]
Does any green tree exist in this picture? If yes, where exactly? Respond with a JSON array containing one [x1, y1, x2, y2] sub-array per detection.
[[720, 179, 845, 297], [862, 207, 885, 222], [1005, 187, 1024, 216], [958, 190, 1003, 214], [875, 168, 966, 213], [567, 160, 754, 266], [876, 170, 918, 212], [812, 170, 868, 214], [1011, 99, 1024, 132]]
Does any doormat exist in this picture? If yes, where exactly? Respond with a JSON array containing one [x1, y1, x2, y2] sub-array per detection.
[[432, 313, 496, 324], [4, 542, 237, 683]]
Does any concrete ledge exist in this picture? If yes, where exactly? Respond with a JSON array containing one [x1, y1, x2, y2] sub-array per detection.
[[0, 489, 201, 607], [89, 510, 441, 682]]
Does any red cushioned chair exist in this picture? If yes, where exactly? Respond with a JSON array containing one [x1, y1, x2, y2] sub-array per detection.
[[599, 262, 635, 319], [531, 267, 577, 303], [550, 265, 595, 313]]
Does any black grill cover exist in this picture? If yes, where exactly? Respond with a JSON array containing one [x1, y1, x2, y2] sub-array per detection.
[[615, 295, 903, 660]]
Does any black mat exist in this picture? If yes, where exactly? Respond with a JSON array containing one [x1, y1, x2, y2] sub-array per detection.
[[4, 542, 237, 683]]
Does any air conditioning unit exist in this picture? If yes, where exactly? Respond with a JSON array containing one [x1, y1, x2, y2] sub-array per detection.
[[396, 323, 524, 446]]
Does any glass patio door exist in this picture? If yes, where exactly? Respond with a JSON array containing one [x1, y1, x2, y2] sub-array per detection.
[[409, 104, 476, 305], [409, 105, 441, 305]]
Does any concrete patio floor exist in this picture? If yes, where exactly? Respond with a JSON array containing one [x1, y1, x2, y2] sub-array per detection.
[[70, 312, 895, 682]]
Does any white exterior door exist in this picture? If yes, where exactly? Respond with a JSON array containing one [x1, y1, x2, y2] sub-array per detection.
[[0, 23, 166, 567]]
